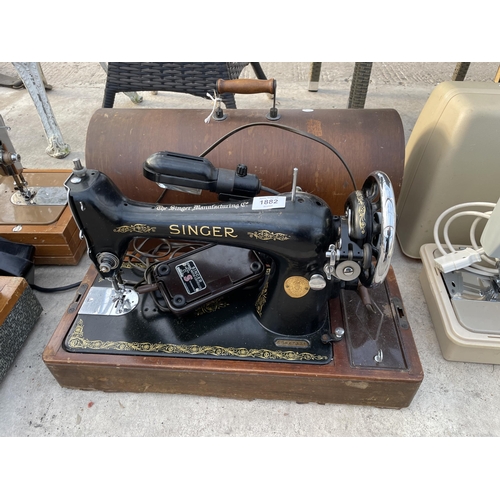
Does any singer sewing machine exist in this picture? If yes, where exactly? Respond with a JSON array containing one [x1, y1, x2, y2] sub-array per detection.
[[61, 150, 397, 364], [0, 131, 66, 209], [43, 111, 423, 408], [0, 116, 85, 265]]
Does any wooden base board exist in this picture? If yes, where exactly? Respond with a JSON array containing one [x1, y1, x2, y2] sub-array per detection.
[[0, 170, 85, 265], [43, 266, 423, 408]]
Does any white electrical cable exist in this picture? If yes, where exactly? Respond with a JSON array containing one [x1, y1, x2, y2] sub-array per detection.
[[433, 201, 498, 277]]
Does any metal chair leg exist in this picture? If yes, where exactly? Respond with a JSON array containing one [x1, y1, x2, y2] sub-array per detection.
[[452, 62, 471, 81], [308, 63, 322, 92], [250, 63, 267, 80], [348, 62, 373, 109], [99, 63, 143, 104], [12, 62, 70, 159]]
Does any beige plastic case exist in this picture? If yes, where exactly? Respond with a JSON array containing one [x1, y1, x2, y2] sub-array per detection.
[[419, 243, 500, 364], [397, 81, 500, 258]]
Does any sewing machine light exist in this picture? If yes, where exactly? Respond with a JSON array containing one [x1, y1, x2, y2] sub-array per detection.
[[143, 151, 261, 199], [156, 182, 202, 196]]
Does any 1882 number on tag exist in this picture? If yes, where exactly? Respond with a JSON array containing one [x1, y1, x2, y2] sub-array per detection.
[[252, 196, 286, 210]]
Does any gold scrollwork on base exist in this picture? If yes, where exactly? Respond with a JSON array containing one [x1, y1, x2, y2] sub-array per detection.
[[248, 230, 291, 241], [114, 224, 156, 234], [194, 297, 229, 316], [68, 319, 327, 362]]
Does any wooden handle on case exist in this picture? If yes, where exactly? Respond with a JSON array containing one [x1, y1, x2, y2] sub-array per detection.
[[217, 78, 276, 95]]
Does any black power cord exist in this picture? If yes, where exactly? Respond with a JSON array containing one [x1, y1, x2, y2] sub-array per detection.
[[155, 121, 357, 203], [199, 121, 358, 191]]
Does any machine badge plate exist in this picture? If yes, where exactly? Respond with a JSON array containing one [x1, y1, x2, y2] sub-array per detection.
[[284, 276, 310, 298], [275, 338, 311, 348], [176, 260, 207, 295]]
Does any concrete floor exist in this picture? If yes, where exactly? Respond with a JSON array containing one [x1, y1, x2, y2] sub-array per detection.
[[1, 62, 500, 440]]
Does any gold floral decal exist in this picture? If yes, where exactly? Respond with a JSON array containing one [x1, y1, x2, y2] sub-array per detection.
[[248, 230, 291, 241], [113, 224, 156, 234], [67, 319, 327, 361], [121, 261, 147, 269], [255, 267, 271, 317], [356, 190, 366, 235], [194, 297, 229, 316]]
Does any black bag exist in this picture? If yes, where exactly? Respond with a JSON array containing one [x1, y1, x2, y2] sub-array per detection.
[[0, 236, 35, 284]]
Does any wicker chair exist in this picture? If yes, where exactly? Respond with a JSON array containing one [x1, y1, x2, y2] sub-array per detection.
[[102, 62, 266, 109]]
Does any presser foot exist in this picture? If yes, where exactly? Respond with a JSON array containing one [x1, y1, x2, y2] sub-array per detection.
[[111, 288, 139, 315], [10, 185, 67, 206]]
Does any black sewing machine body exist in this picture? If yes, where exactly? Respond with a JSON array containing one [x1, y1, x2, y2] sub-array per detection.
[[64, 155, 395, 365]]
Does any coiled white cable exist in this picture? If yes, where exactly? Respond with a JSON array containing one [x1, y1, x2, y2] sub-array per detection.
[[433, 201, 498, 277]]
